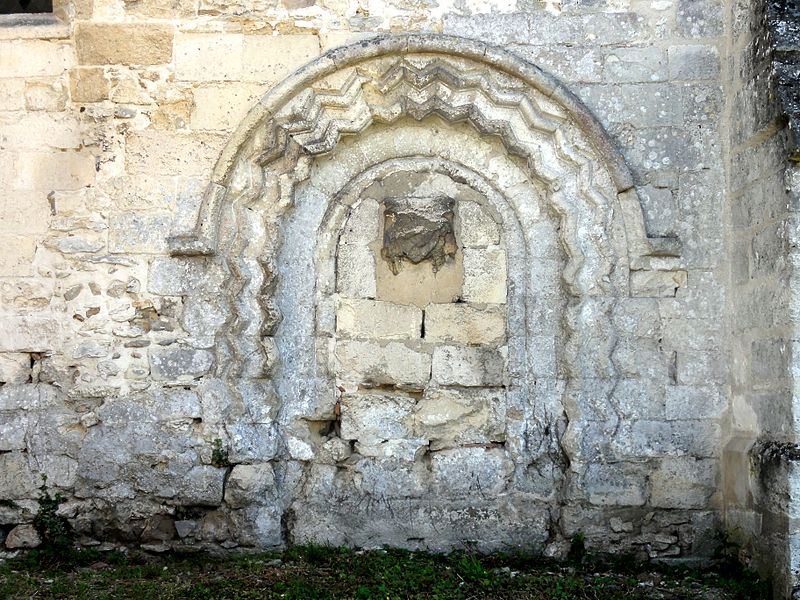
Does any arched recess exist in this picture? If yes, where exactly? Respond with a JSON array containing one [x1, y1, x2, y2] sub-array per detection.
[[169, 35, 682, 549]]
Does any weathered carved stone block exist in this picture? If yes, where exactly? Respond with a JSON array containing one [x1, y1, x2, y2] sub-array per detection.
[[381, 195, 457, 275]]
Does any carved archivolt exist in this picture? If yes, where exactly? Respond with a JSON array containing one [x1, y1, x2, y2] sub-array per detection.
[[168, 34, 677, 453]]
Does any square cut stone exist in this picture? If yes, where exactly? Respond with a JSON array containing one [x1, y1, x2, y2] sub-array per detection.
[[336, 244, 376, 299], [431, 346, 505, 387], [76, 24, 173, 66], [456, 200, 500, 247], [336, 298, 422, 340], [415, 387, 506, 450], [424, 303, 506, 345], [431, 447, 513, 496], [340, 392, 415, 444], [334, 340, 431, 387], [463, 247, 507, 304]]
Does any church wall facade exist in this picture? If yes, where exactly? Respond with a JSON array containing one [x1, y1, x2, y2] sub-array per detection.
[[0, 0, 796, 594]]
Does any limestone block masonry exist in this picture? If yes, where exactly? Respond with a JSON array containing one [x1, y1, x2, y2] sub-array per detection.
[[0, 1, 799, 596]]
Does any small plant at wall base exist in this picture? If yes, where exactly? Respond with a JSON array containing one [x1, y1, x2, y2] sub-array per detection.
[[31, 475, 72, 562]]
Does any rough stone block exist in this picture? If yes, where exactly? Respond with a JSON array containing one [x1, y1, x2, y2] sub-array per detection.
[[581, 462, 648, 506], [456, 200, 500, 247], [603, 47, 667, 83], [0, 316, 60, 352], [0, 414, 27, 451], [650, 457, 717, 508], [109, 212, 172, 254], [5, 524, 40, 549], [0, 452, 39, 500], [431, 447, 512, 496], [431, 346, 505, 387], [177, 465, 225, 505], [75, 23, 174, 65], [424, 303, 505, 345], [676, 0, 723, 37], [665, 385, 725, 420], [414, 387, 505, 449], [631, 270, 688, 297], [336, 244, 377, 298], [242, 35, 320, 83], [355, 438, 428, 461], [150, 346, 214, 381], [354, 457, 427, 497], [148, 256, 225, 296], [668, 45, 721, 81], [24, 79, 66, 111], [340, 392, 415, 444], [0, 353, 31, 384], [175, 33, 243, 81], [336, 298, 422, 340], [69, 67, 110, 103], [462, 247, 507, 304], [334, 340, 431, 387], [224, 463, 276, 508]]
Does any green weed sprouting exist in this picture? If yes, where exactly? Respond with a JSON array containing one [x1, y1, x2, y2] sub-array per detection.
[[32, 474, 72, 559], [211, 438, 230, 468]]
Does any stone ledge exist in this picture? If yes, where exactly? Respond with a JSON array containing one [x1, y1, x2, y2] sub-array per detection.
[[0, 14, 69, 40]]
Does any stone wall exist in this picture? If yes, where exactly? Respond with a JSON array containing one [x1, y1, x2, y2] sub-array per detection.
[[720, 0, 800, 597], [0, 0, 789, 589]]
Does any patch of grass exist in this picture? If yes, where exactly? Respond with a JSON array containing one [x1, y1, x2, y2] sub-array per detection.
[[0, 544, 769, 600]]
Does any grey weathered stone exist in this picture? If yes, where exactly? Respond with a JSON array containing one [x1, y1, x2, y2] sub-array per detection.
[[149, 347, 214, 381], [224, 464, 276, 508], [431, 346, 505, 387]]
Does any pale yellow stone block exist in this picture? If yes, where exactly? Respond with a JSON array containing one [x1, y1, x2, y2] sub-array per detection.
[[125, 131, 226, 176], [75, 23, 174, 66], [190, 84, 266, 131], [174, 33, 243, 82], [0, 113, 82, 150], [456, 199, 500, 247], [0, 191, 50, 234], [424, 303, 506, 345], [24, 80, 67, 111], [14, 151, 95, 190], [336, 298, 422, 340], [124, 0, 195, 18], [340, 392, 415, 444], [69, 66, 110, 102], [0, 353, 32, 384], [0, 40, 71, 78], [376, 252, 464, 308], [462, 246, 507, 304], [414, 387, 506, 449], [0, 79, 25, 111], [0, 236, 36, 277], [241, 35, 320, 83], [0, 314, 60, 351], [334, 340, 431, 387]]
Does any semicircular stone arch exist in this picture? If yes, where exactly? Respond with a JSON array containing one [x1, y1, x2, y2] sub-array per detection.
[[170, 34, 682, 551]]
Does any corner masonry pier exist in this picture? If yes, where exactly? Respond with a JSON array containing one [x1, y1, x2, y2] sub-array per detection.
[[1, 6, 800, 597]]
